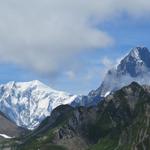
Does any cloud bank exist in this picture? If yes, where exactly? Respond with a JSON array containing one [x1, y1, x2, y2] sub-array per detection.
[[0, 0, 150, 75]]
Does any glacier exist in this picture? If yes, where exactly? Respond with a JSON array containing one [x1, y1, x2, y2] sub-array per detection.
[[0, 80, 78, 130]]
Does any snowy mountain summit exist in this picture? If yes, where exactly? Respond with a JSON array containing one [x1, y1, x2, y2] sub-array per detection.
[[93, 46, 150, 97], [0, 80, 78, 129], [117, 47, 150, 77]]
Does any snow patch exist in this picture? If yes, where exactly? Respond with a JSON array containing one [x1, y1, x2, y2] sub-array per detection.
[[104, 91, 111, 97], [0, 134, 13, 139]]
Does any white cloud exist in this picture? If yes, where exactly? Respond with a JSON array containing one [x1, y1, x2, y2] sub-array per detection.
[[0, 0, 150, 75], [101, 57, 114, 69]]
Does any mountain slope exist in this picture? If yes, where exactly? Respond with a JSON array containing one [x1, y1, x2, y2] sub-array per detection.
[[92, 46, 150, 97], [0, 112, 25, 138], [15, 82, 150, 150], [0, 80, 78, 129]]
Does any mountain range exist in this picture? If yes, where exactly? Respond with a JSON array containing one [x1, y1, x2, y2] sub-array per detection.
[[10, 82, 150, 150], [0, 46, 150, 130], [0, 46, 149, 150]]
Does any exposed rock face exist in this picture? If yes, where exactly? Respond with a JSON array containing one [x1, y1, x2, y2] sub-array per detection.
[[117, 47, 150, 77], [16, 82, 150, 150]]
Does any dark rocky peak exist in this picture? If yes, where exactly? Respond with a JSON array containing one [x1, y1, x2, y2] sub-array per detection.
[[123, 81, 143, 91], [105, 82, 149, 111], [117, 47, 150, 77], [113, 82, 144, 98], [38, 105, 74, 128], [129, 46, 150, 60]]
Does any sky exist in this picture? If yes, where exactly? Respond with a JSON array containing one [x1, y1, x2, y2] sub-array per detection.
[[0, 0, 150, 94]]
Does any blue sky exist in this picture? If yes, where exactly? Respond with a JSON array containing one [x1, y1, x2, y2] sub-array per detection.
[[0, 1, 150, 94]]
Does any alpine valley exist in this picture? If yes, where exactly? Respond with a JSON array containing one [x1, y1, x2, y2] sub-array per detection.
[[0, 47, 150, 150]]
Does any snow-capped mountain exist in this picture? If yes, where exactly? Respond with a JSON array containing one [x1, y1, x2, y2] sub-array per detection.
[[92, 46, 150, 97], [0, 80, 78, 130]]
